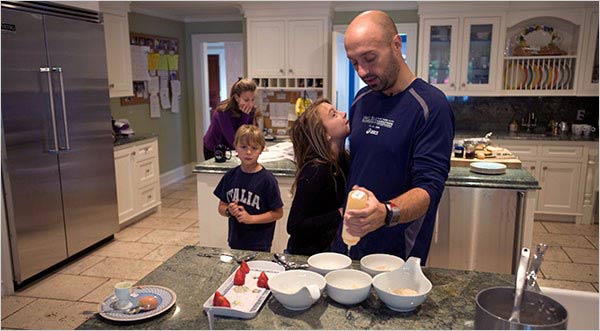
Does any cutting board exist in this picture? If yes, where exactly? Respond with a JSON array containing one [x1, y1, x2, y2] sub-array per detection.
[[451, 155, 522, 169]]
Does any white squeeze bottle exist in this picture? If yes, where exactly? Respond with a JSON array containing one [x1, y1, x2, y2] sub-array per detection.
[[342, 189, 368, 253]]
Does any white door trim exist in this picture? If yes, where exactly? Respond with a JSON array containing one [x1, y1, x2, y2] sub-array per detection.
[[191, 33, 243, 162]]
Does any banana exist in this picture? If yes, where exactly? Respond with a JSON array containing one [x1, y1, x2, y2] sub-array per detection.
[[295, 97, 312, 117]]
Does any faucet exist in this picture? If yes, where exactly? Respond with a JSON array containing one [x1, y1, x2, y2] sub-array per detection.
[[521, 112, 537, 132]]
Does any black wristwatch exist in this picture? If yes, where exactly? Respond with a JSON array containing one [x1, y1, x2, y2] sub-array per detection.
[[384, 201, 401, 227]]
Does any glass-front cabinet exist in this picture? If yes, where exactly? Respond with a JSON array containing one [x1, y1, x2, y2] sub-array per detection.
[[419, 16, 500, 95], [579, 11, 599, 95]]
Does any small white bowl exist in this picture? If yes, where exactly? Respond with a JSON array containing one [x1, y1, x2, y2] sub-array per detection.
[[269, 270, 326, 311], [325, 269, 372, 305], [360, 254, 405, 277], [372, 257, 432, 312], [307, 252, 352, 276]]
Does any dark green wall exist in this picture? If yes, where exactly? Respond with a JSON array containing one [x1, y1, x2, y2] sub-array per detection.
[[109, 12, 191, 174]]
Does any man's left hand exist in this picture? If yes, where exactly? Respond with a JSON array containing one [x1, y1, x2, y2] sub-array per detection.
[[343, 185, 387, 237]]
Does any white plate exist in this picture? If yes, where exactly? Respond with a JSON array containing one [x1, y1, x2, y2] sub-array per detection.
[[470, 162, 507, 175], [202, 260, 285, 319], [98, 285, 177, 322]]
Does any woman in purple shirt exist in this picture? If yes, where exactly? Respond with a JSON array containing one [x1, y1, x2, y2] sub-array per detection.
[[203, 78, 257, 160]]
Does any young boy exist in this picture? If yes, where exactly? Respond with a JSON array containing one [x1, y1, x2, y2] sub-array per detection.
[[213, 125, 284, 252]]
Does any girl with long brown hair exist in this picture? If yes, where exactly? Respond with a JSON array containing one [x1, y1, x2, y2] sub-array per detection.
[[203, 78, 257, 160], [286, 99, 350, 255]]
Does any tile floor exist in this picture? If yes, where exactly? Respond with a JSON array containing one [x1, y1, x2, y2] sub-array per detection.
[[1, 175, 598, 329]]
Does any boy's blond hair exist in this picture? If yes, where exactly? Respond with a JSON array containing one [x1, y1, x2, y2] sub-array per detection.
[[234, 125, 265, 150]]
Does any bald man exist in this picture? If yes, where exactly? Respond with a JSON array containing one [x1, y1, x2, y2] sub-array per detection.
[[331, 11, 455, 264]]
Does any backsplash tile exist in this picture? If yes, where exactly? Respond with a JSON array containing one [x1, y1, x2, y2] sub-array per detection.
[[450, 96, 599, 133]]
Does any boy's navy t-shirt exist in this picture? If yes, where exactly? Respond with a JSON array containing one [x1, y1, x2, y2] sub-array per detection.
[[213, 166, 283, 251]]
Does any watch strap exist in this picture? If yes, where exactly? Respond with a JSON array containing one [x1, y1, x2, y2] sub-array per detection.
[[384, 201, 401, 227]]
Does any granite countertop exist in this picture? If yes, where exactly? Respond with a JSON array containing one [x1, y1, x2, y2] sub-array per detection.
[[77, 246, 514, 330], [113, 134, 158, 147], [455, 131, 599, 142], [194, 158, 539, 190]]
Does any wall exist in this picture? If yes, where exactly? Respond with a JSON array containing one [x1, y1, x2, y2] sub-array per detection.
[[332, 10, 419, 25], [109, 12, 191, 174]]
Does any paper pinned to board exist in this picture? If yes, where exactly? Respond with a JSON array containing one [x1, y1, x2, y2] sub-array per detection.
[[170, 80, 181, 96], [167, 54, 179, 71], [148, 76, 159, 94], [130, 45, 151, 81], [171, 96, 180, 113], [269, 102, 290, 120], [271, 119, 288, 128], [157, 54, 169, 70], [150, 94, 161, 118], [159, 88, 171, 109], [147, 53, 159, 71]]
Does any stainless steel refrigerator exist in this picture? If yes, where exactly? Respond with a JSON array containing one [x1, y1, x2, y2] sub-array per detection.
[[1, 1, 119, 285]]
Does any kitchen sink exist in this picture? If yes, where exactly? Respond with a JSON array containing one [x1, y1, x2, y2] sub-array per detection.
[[540, 286, 599, 330]]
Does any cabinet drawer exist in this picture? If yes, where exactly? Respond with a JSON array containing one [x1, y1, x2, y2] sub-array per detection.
[[504, 145, 538, 158], [135, 158, 158, 185], [135, 141, 158, 161], [137, 182, 160, 211], [541, 146, 583, 158]]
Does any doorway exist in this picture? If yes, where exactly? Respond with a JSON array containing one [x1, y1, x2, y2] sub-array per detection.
[[192, 34, 243, 161]]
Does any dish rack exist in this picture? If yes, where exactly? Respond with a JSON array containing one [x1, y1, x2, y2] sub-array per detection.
[[503, 55, 576, 91]]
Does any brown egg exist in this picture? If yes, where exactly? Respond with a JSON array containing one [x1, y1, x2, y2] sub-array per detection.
[[138, 295, 159, 310]]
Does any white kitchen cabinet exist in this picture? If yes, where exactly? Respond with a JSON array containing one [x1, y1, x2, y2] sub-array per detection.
[[100, 2, 133, 98], [247, 20, 286, 77], [114, 138, 161, 225], [497, 139, 598, 223], [419, 15, 501, 95], [578, 11, 599, 95]]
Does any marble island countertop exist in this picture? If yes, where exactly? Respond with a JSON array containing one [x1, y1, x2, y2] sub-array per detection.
[[77, 246, 515, 330]]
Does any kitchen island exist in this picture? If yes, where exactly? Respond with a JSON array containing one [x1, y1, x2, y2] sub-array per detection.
[[194, 151, 539, 274], [77, 245, 514, 330]]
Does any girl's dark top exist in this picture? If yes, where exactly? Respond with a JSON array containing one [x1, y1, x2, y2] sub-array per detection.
[[286, 154, 349, 256]]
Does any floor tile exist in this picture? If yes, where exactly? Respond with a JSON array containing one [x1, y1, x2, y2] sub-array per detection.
[[57, 255, 106, 275], [142, 245, 184, 262], [541, 222, 599, 236], [183, 183, 197, 191], [79, 278, 136, 304], [114, 226, 154, 242], [184, 222, 199, 233], [160, 198, 181, 208], [137, 229, 199, 246], [169, 199, 199, 209], [164, 190, 197, 200], [1, 296, 36, 320], [585, 236, 599, 249], [161, 187, 178, 197], [542, 246, 571, 262], [532, 233, 595, 248], [533, 222, 548, 234], [562, 247, 599, 264], [151, 207, 188, 218], [15, 274, 107, 301], [181, 176, 196, 185], [537, 279, 597, 292], [132, 216, 196, 231], [175, 209, 199, 220], [541, 261, 598, 282], [1, 298, 96, 330], [91, 241, 160, 259], [81, 257, 161, 280]]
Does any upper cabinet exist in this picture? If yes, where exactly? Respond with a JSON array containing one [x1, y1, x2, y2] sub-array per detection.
[[420, 15, 501, 95], [100, 2, 133, 98], [243, 3, 331, 92], [417, 2, 598, 96]]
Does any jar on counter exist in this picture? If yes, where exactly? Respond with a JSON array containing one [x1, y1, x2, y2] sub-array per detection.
[[464, 141, 476, 159], [454, 144, 464, 158]]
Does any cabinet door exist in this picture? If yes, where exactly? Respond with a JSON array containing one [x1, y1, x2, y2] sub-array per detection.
[[538, 161, 581, 213], [247, 20, 286, 77], [103, 12, 133, 97], [114, 148, 135, 222], [421, 18, 460, 92], [521, 160, 538, 179], [287, 19, 325, 77], [580, 12, 599, 95], [458, 17, 501, 92]]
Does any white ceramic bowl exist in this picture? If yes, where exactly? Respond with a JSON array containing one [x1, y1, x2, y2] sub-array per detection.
[[325, 269, 372, 305], [307, 252, 352, 276], [360, 254, 404, 277], [372, 257, 432, 312], [269, 270, 326, 311]]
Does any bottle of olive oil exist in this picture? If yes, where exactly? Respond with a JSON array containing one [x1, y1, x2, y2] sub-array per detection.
[[342, 190, 368, 253]]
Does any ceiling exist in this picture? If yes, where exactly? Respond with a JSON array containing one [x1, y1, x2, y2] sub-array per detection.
[[129, 1, 419, 22]]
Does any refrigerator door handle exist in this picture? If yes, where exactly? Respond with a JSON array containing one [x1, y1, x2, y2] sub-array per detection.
[[52, 67, 70, 150], [40, 67, 59, 153]]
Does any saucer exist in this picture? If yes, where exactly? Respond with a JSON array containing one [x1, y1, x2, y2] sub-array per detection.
[[111, 300, 134, 311], [99, 285, 176, 322]]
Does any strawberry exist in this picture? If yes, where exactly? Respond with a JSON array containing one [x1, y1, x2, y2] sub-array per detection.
[[233, 268, 245, 286], [240, 260, 250, 274], [257, 271, 269, 289], [212, 291, 230, 307]]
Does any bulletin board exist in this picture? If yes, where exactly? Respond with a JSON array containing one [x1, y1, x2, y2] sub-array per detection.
[[120, 32, 180, 106]]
